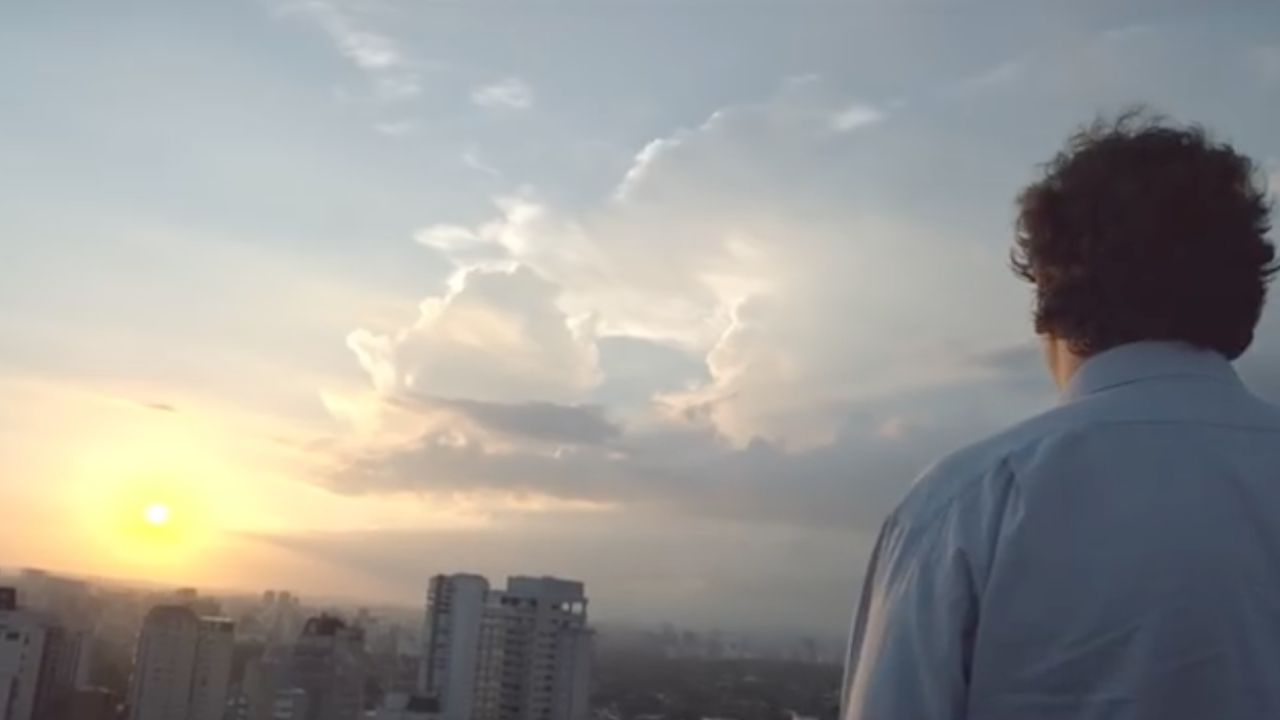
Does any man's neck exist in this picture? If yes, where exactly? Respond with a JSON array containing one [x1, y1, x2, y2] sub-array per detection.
[[1041, 335, 1084, 392]]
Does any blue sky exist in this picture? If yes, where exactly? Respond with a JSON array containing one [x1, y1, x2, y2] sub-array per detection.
[[2, 0, 1279, 633]]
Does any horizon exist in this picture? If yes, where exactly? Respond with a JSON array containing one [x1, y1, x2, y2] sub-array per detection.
[[3, 1, 1280, 639], [0, 564, 846, 644]]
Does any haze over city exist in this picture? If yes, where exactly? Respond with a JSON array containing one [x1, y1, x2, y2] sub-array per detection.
[[3, 1, 1280, 637]]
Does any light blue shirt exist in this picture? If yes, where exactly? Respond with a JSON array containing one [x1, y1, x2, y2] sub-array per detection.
[[842, 341, 1280, 720]]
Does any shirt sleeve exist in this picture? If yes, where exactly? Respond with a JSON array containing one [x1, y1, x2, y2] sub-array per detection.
[[841, 505, 978, 720]]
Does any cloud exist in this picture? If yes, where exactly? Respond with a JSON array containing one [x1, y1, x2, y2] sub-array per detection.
[[949, 59, 1026, 96], [830, 104, 886, 132], [140, 401, 179, 414], [462, 148, 501, 177], [295, 24, 1280, 632], [405, 86, 1012, 448], [345, 265, 599, 407], [367, 394, 622, 450], [321, 69, 1074, 527], [470, 77, 534, 110], [374, 120, 415, 136], [321, 342, 1051, 540], [431, 398, 620, 447], [274, 0, 423, 103], [288, 342, 1060, 632], [334, 26, 400, 70]]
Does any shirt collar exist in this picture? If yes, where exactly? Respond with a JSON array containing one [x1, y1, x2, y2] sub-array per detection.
[[1062, 340, 1243, 402]]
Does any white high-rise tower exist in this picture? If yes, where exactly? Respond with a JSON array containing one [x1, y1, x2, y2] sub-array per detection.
[[418, 574, 489, 720], [419, 574, 593, 720], [0, 587, 56, 720]]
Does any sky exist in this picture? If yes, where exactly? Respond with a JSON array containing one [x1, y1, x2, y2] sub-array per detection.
[[2, 0, 1280, 636]]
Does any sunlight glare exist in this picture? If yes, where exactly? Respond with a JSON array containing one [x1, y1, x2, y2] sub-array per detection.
[[69, 420, 228, 571], [144, 503, 170, 525]]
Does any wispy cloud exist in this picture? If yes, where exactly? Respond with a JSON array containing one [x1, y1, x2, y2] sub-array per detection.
[[471, 77, 534, 110], [274, 0, 422, 103], [94, 394, 181, 415], [830, 104, 886, 132], [333, 26, 400, 70], [374, 120, 415, 136], [139, 401, 179, 414], [950, 58, 1026, 96], [462, 148, 501, 177]]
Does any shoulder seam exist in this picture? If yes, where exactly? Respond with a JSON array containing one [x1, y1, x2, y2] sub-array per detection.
[[902, 454, 1019, 535]]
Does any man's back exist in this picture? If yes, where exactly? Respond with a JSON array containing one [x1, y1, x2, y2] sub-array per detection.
[[843, 341, 1280, 719]]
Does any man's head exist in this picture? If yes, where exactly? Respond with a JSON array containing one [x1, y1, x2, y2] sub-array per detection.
[[1011, 109, 1277, 385]]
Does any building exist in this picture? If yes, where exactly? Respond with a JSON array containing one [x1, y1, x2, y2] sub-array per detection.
[[190, 617, 233, 720], [14, 571, 98, 633], [0, 586, 85, 720], [34, 623, 94, 716], [376, 692, 440, 720], [488, 577, 592, 720], [286, 614, 366, 720], [7, 571, 97, 691], [127, 605, 234, 720], [240, 651, 287, 720], [261, 593, 303, 650], [418, 574, 488, 720], [128, 606, 198, 720], [419, 575, 593, 720], [1, 586, 48, 720], [66, 687, 123, 720], [369, 652, 419, 699], [242, 615, 369, 720], [268, 687, 309, 720]]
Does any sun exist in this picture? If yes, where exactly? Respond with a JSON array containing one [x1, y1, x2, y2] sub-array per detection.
[[143, 503, 170, 526]]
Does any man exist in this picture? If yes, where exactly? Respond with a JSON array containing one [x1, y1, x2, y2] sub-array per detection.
[[842, 111, 1280, 720]]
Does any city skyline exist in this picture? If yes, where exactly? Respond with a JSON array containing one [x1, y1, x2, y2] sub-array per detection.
[[0, 567, 839, 719], [3, 1, 1280, 636]]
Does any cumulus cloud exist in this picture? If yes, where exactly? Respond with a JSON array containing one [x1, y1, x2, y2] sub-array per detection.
[[296, 22, 1280, 631], [317, 69, 1070, 575], [328, 353, 1048, 519], [405, 86, 1017, 447], [346, 265, 599, 406], [471, 77, 534, 110], [296, 345, 1057, 632]]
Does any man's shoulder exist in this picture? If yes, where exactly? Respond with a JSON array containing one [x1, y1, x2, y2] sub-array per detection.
[[896, 385, 1280, 526], [893, 401, 1095, 526]]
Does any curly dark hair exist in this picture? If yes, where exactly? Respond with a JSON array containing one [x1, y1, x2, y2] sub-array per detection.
[[1011, 108, 1278, 360]]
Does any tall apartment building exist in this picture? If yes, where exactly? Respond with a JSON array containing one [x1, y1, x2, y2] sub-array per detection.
[[191, 617, 234, 720], [127, 605, 235, 720], [418, 574, 488, 720], [0, 586, 86, 720], [287, 614, 367, 720], [11, 571, 97, 692], [241, 615, 368, 720], [1, 586, 48, 720], [419, 574, 593, 720]]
